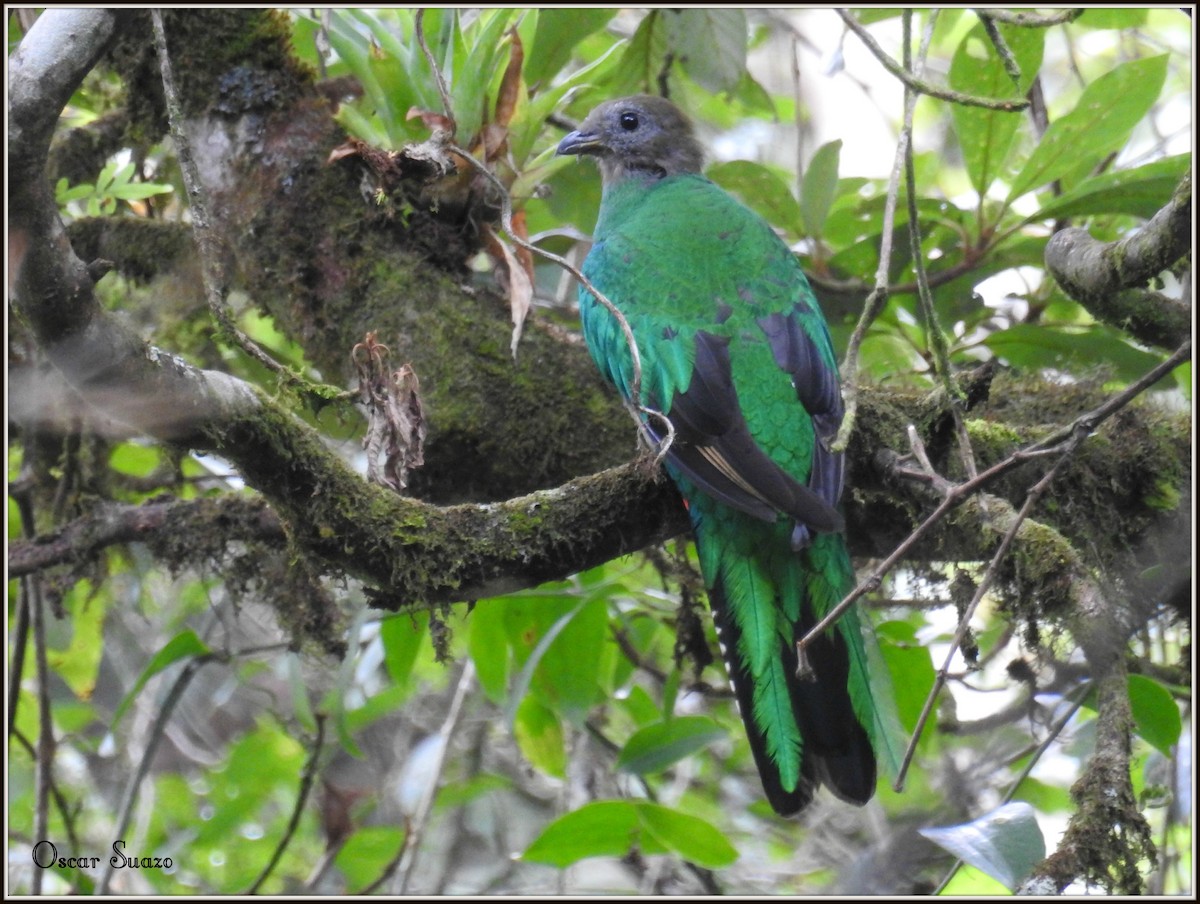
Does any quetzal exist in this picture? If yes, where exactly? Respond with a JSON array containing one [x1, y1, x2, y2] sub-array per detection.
[[557, 95, 896, 815]]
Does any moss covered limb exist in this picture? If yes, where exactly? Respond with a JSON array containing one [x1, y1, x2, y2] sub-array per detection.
[[845, 375, 1190, 581], [1029, 665, 1155, 893], [203, 397, 689, 606]]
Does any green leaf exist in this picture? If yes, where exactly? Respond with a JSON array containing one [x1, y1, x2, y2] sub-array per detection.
[[616, 715, 726, 775], [873, 620, 937, 736], [635, 802, 738, 869], [45, 580, 108, 701], [949, 22, 1044, 196], [611, 11, 668, 96], [918, 802, 1046, 889], [662, 8, 747, 94], [194, 724, 306, 848], [109, 161, 135, 188], [514, 696, 566, 778], [522, 800, 736, 869], [535, 597, 608, 720], [504, 595, 606, 723], [1077, 8, 1148, 28], [618, 684, 663, 728], [287, 652, 317, 733], [526, 8, 617, 88], [435, 772, 512, 810], [94, 160, 119, 193], [109, 442, 161, 478], [467, 599, 510, 703], [706, 160, 802, 236], [800, 140, 842, 238], [1013, 776, 1073, 814], [523, 800, 648, 867], [344, 684, 412, 734], [983, 322, 1164, 382], [381, 612, 427, 690], [1007, 54, 1169, 202], [1024, 154, 1191, 223], [55, 178, 94, 205], [108, 181, 174, 201], [335, 826, 405, 889], [111, 628, 210, 728], [1128, 674, 1182, 756], [940, 866, 1015, 895]]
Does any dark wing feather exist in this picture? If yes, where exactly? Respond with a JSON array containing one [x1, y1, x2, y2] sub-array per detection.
[[655, 331, 844, 534], [755, 309, 848, 548]]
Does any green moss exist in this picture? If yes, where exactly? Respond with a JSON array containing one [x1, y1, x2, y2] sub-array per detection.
[[1143, 477, 1181, 511], [964, 417, 1025, 448]]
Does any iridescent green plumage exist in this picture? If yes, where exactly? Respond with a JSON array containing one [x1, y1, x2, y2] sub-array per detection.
[[558, 95, 897, 815]]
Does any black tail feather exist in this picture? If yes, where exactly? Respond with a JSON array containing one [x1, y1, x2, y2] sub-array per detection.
[[708, 574, 875, 816]]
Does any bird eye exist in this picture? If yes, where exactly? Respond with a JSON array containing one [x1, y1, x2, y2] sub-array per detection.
[[619, 111, 639, 131]]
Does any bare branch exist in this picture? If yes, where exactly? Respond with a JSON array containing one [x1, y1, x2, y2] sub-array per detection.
[[246, 714, 327, 894], [1045, 173, 1191, 350], [7, 496, 285, 578], [838, 9, 1030, 111]]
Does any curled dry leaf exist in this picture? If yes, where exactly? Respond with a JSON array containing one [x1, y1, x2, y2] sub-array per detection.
[[483, 223, 534, 359], [474, 26, 524, 164], [406, 106, 456, 139], [493, 27, 523, 129], [352, 333, 426, 492]]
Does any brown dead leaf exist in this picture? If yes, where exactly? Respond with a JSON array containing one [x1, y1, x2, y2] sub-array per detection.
[[510, 209, 535, 291], [494, 27, 524, 130], [477, 121, 509, 165], [406, 106, 456, 138], [483, 225, 534, 359], [352, 333, 426, 492]]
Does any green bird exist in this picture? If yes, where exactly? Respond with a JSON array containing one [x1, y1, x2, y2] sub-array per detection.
[[557, 95, 896, 815]]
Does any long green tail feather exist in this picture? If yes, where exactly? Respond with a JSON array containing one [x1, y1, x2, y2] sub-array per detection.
[[686, 479, 894, 813]]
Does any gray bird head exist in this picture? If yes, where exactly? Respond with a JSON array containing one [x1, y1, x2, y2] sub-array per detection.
[[556, 94, 704, 185]]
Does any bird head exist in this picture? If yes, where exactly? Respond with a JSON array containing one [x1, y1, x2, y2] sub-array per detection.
[[556, 94, 704, 185]]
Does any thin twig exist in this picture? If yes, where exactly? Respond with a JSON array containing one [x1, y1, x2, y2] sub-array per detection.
[[801, 339, 1191, 652], [835, 25, 920, 449], [393, 660, 476, 895], [24, 499, 54, 896], [896, 436, 1083, 788], [897, 15, 982, 492], [8, 479, 35, 737], [899, 11, 962, 404], [98, 651, 225, 894], [837, 9, 1029, 111], [246, 713, 328, 894], [934, 684, 1090, 894], [978, 14, 1025, 87], [12, 728, 85, 877], [95, 641, 289, 894], [414, 9, 454, 122]]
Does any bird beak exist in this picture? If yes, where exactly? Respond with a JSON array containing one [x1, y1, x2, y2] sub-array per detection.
[[556, 129, 602, 157]]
